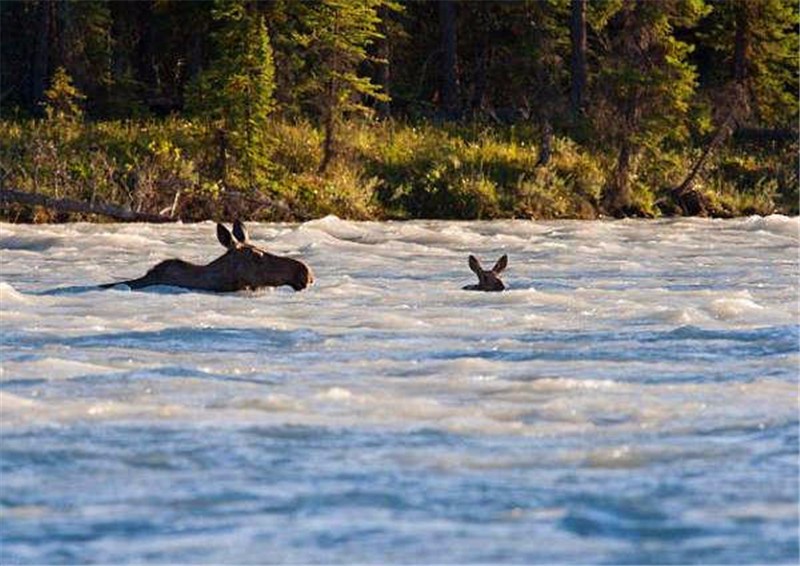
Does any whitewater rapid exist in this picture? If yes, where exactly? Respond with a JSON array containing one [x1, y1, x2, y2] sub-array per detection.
[[1, 216, 798, 563]]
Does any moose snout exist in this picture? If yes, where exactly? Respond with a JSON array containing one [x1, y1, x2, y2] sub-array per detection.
[[291, 264, 314, 291]]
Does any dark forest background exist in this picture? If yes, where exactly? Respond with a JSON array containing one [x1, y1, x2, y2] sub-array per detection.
[[1, 0, 797, 222]]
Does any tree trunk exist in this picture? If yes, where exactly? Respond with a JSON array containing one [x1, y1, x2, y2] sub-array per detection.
[[674, 110, 737, 196], [56, 0, 71, 70], [318, 104, 336, 175], [469, 7, 489, 117], [536, 121, 553, 167], [438, 0, 459, 120], [31, 0, 52, 110], [602, 81, 643, 217], [733, 0, 750, 85], [136, 2, 158, 95], [603, 142, 641, 217], [570, 0, 587, 117], [671, 0, 754, 216], [186, 29, 205, 94], [0, 188, 176, 223], [375, 5, 392, 119], [215, 128, 229, 185], [110, 3, 128, 84]]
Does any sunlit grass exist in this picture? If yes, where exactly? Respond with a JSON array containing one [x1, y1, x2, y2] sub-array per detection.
[[0, 116, 795, 221]]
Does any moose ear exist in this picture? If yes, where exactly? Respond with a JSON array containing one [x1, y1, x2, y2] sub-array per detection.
[[232, 220, 249, 243], [492, 254, 508, 274], [217, 223, 235, 249], [468, 255, 482, 275]]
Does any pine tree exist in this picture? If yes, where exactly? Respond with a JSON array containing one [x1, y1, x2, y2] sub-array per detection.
[[55, 1, 113, 116], [570, 0, 588, 117], [438, 0, 459, 120], [697, 0, 798, 127], [43, 66, 86, 121], [594, 0, 709, 216], [186, 0, 275, 188], [669, 0, 798, 213], [293, 0, 396, 174]]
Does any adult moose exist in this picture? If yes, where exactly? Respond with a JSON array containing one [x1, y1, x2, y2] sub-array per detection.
[[463, 254, 508, 292], [102, 221, 314, 292]]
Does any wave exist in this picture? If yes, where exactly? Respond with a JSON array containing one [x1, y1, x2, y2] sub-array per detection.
[[11, 326, 324, 353], [87, 232, 169, 250], [738, 214, 799, 239], [1, 357, 117, 383], [0, 281, 31, 305], [421, 324, 799, 371], [300, 215, 373, 242], [0, 235, 63, 252]]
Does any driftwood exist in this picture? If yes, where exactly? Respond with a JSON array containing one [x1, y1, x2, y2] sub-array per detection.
[[673, 109, 739, 200], [0, 188, 176, 223], [1, 186, 306, 223], [670, 84, 750, 217]]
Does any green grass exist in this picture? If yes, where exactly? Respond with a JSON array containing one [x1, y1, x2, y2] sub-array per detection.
[[0, 116, 796, 222]]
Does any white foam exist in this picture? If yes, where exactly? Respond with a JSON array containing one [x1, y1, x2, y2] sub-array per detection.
[[0, 391, 38, 411], [0, 219, 796, 435], [653, 306, 710, 326], [318, 386, 353, 401], [300, 215, 371, 242], [707, 297, 765, 320], [0, 358, 116, 382], [396, 222, 473, 247], [740, 214, 800, 238], [0, 281, 30, 305]]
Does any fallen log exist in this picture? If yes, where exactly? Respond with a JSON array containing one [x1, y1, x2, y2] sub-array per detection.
[[0, 188, 176, 223]]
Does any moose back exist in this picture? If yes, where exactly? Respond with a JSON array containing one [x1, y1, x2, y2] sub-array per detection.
[[101, 221, 314, 292]]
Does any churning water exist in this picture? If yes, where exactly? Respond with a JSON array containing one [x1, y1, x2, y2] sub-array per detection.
[[1, 216, 798, 564]]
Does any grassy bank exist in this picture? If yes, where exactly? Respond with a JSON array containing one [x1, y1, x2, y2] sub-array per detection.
[[1, 116, 796, 222]]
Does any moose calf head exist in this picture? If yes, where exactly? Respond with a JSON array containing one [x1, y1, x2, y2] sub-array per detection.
[[463, 254, 508, 292]]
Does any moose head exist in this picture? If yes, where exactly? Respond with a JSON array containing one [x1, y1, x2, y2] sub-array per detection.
[[102, 220, 314, 292], [463, 254, 508, 292]]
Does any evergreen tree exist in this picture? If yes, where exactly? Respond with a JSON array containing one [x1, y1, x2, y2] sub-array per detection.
[[56, 0, 113, 115], [570, 0, 588, 117], [438, 0, 459, 119], [42, 66, 86, 121], [697, 0, 798, 126], [523, 0, 571, 164], [292, 0, 395, 173], [594, 0, 708, 216], [186, 0, 275, 188], [670, 0, 798, 213]]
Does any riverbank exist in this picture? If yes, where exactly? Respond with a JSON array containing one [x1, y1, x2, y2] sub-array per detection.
[[1, 117, 796, 223]]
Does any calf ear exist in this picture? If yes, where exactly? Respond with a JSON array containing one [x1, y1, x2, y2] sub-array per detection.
[[468, 255, 483, 275], [217, 223, 235, 249], [232, 220, 249, 243], [492, 254, 508, 274]]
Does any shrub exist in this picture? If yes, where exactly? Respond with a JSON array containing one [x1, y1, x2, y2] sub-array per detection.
[[1, 114, 793, 222]]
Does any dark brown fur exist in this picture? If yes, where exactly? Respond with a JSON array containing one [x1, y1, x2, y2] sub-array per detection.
[[463, 254, 507, 292], [101, 221, 313, 292]]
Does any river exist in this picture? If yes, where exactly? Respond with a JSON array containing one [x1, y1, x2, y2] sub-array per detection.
[[1, 216, 798, 563]]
